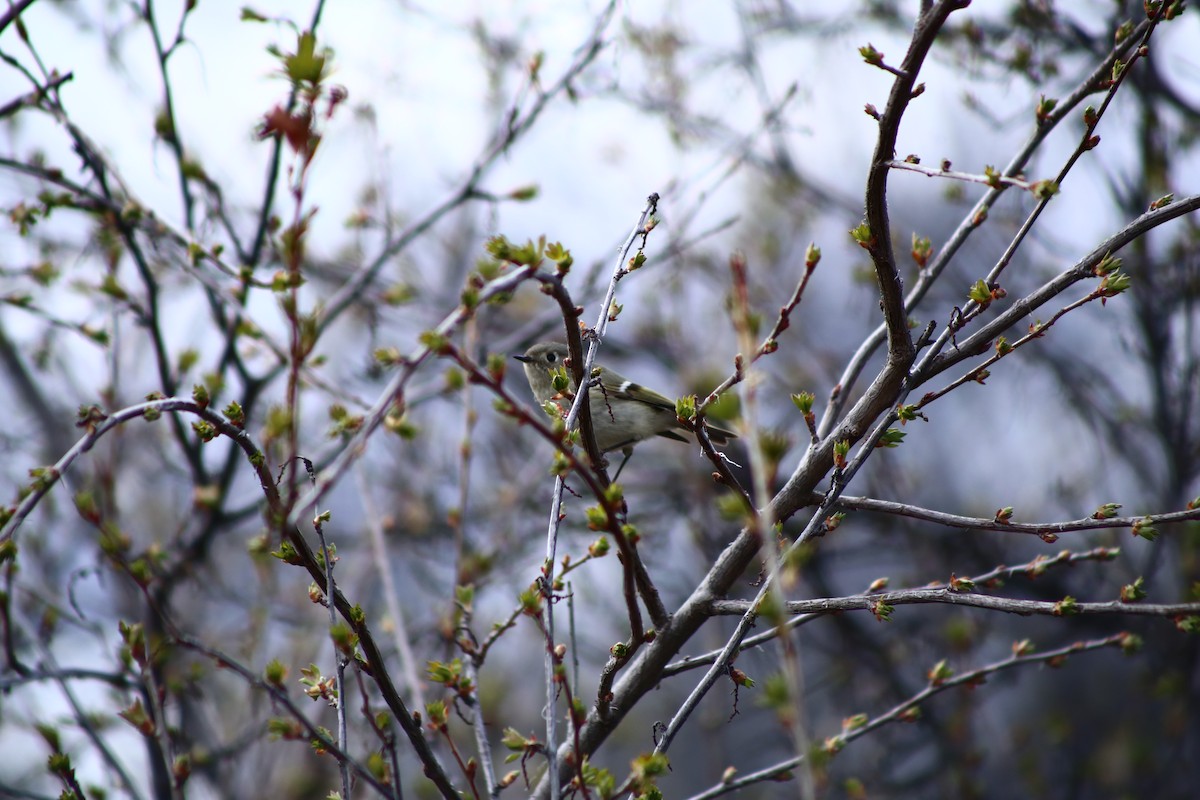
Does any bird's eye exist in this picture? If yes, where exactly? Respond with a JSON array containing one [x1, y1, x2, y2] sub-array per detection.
[[546, 353, 557, 363]]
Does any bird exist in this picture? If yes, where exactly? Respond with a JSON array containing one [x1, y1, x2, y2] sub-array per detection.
[[514, 341, 736, 478]]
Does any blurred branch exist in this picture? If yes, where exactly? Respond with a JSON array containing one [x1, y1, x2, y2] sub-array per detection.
[[316, 0, 619, 336], [538, 10, 1198, 789], [287, 262, 538, 525], [7, 602, 149, 800], [884, 158, 1039, 190], [0, 321, 75, 461], [355, 463, 426, 710], [524, 191, 665, 796], [684, 633, 1137, 799], [0, 395, 461, 798], [163, 622, 393, 796], [0, 667, 135, 692], [246, 0, 330, 266], [917, 193, 1200, 380], [0, 0, 38, 37], [712, 591, 1200, 621], [660, 545, 1124, 677], [696, 246, 819, 420], [141, 0, 197, 230], [0, 68, 71, 119], [820, 14, 1159, 438], [836, 494, 1200, 538], [457, 621, 499, 798]]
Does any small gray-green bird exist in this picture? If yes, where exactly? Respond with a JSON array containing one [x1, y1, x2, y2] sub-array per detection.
[[515, 342, 736, 476]]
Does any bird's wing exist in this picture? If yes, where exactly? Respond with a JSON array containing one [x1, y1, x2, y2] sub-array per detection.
[[598, 376, 739, 442], [597, 377, 676, 411]]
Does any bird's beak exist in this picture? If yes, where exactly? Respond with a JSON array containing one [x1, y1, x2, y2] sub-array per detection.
[[513, 354, 533, 363]]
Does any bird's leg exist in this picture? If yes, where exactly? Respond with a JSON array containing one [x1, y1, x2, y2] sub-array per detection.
[[611, 446, 635, 482]]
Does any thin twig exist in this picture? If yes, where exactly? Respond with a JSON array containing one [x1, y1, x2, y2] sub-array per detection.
[[818, 15, 1157, 439], [355, 464, 426, 710], [683, 634, 1137, 799]]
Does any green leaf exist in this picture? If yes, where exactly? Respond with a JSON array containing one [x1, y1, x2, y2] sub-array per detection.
[[284, 31, 329, 86]]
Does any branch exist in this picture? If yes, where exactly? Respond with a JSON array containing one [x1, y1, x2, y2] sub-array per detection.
[[286, 262, 539, 527], [0, 0, 37, 37], [861, 1, 968, 358], [164, 624, 393, 796], [711, 592, 1200, 621], [684, 633, 1137, 799], [819, 15, 1158, 439], [142, 0, 197, 231], [0, 396, 461, 798], [525, 192, 664, 798], [835, 494, 1200, 539], [0, 69, 72, 119], [315, 0, 619, 336], [659, 546, 1124, 678], [915, 193, 1200, 381], [883, 158, 1038, 190]]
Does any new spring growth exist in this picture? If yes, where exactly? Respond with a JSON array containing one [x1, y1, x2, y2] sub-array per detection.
[[1030, 180, 1059, 200], [501, 728, 538, 762], [1120, 576, 1147, 603], [911, 234, 932, 267], [858, 43, 884, 67], [1149, 193, 1174, 211], [833, 439, 850, 470], [1053, 596, 1079, 616], [223, 401, 245, 428], [675, 394, 697, 423], [508, 184, 539, 202], [850, 221, 874, 249], [791, 391, 816, 436], [870, 599, 893, 622], [1099, 269, 1132, 302], [518, 585, 542, 615], [875, 428, 905, 448], [842, 714, 868, 733], [928, 659, 953, 686], [948, 574, 976, 592], [968, 278, 1006, 308], [1035, 95, 1058, 124], [484, 234, 546, 267], [545, 240, 573, 275], [1131, 517, 1159, 541], [550, 367, 570, 395], [76, 404, 107, 434], [486, 353, 506, 382], [585, 506, 608, 531], [588, 537, 610, 557], [192, 420, 217, 442]]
